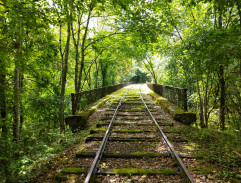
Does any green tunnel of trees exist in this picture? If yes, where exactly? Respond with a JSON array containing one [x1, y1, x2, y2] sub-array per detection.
[[0, 0, 240, 182]]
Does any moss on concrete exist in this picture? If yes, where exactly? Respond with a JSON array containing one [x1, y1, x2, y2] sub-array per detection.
[[115, 129, 153, 133], [137, 123, 149, 126], [76, 151, 167, 158], [76, 150, 95, 156], [148, 92, 196, 125], [129, 152, 164, 157], [55, 172, 77, 182], [190, 168, 214, 174], [65, 94, 110, 132], [65, 115, 87, 132], [113, 168, 176, 175], [65, 87, 132, 132], [91, 128, 153, 133], [123, 108, 143, 112], [91, 128, 106, 133], [66, 176, 77, 181]]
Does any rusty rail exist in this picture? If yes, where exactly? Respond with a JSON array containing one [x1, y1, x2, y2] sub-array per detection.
[[139, 87, 195, 183], [146, 82, 187, 111], [84, 87, 131, 183], [71, 82, 133, 115]]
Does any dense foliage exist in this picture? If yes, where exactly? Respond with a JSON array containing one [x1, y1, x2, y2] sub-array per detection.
[[0, 0, 240, 182]]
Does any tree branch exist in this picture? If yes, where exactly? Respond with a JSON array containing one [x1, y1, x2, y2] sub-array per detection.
[[84, 32, 125, 51], [80, 46, 109, 91]]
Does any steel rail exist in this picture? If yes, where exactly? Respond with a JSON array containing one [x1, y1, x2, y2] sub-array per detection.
[[84, 87, 131, 183], [139, 87, 195, 183]]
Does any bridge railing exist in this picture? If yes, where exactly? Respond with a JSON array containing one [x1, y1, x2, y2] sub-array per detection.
[[71, 82, 133, 115], [146, 82, 187, 111]]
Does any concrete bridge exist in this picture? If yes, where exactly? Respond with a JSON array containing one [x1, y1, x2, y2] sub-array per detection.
[[41, 84, 222, 183]]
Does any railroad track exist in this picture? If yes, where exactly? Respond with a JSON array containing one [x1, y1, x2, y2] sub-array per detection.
[[56, 86, 197, 182]]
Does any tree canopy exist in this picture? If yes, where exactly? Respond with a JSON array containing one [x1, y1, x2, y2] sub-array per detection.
[[0, 0, 240, 182]]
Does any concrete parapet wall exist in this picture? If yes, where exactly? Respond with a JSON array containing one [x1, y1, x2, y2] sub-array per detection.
[[148, 92, 196, 125], [67, 82, 134, 131], [65, 95, 110, 132]]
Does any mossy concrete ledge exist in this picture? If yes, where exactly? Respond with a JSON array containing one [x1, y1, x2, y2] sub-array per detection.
[[65, 95, 110, 132], [148, 92, 196, 125]]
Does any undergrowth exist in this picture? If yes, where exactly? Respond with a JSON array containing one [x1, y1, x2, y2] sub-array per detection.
[[182, 126, 241, 182], [0, 127, 88, 183]]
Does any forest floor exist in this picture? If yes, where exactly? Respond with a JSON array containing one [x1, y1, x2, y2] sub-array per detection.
[[32, 85, 240, 183]]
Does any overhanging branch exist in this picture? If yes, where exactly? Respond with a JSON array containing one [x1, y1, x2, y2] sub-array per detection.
[[84, 32, 126, 51]]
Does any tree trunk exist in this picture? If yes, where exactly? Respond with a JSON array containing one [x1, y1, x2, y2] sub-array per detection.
[[13, 64, 20, 141], [19, 73, 24, 133], [12, 17, 22, 141], [72, 8, 92, 113], [95, 59, 99, 88], [88, 67, 92, 89], [236, 0, 241, 32], [71, 12, 82, 93], [0, 60, 7, 138], [80, 47, 108, 91], [217, 9, 226, 130], [235, 0, 241, 85], [196, 77, 205, 128], [59, 21, 71, 134], [142, 59, 157, 83], [219, 65, 225, 130], [148, 61, 158, 83], [77, 8, 92, 93], [204, 70, 210, 127], [101, 62, 108, 87]]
